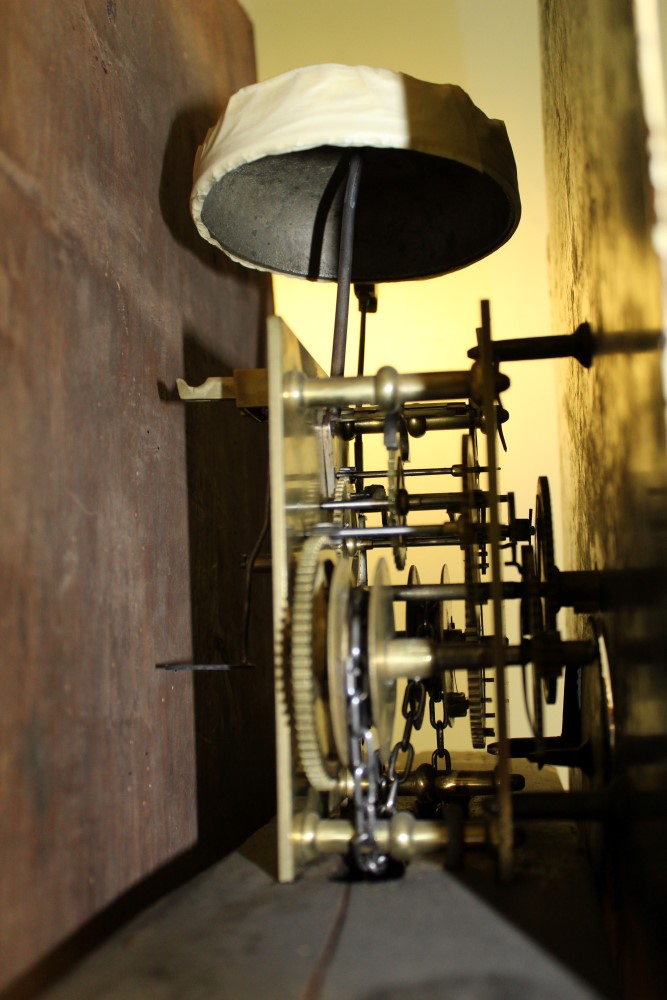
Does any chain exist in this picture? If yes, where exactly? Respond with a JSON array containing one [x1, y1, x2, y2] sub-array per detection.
[[428, 685, 452, 773], [385, 679, 426, 813], [346, 589, 388, 875]]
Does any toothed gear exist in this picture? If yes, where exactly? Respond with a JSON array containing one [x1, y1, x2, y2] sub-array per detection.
[[521, 545, 545, 739], [462, 433, 482, 638], [387, 447, 400, 499], [387, 451, 407, 570], [466, 670, 486, 746], [291, 534, 340, 792], [535, 476, 559, 705], [535, 476, 557, 631], [439, 564, 457, 712], [332, 476, 350, 526], [462, 433, 489, 748], [332, 475, 361, 578]]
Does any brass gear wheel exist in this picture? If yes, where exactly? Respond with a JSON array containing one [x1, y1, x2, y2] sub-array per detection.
[[291, 534, 341, 792]]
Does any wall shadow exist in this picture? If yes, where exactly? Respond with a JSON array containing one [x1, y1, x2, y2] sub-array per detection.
[[182, 331, 276, 863], [159, 105, 237, 274]]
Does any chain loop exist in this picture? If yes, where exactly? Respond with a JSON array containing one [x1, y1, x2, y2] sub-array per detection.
[[429, 689, 448, 729], [403, 679, 427, 731], [432, 746, 452, 772], [384, 678, 426, 812], [428, 684, 452, 773], [388, 741, 415, 784]]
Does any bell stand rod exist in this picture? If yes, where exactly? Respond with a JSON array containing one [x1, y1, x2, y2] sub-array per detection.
[[330, 152, 363, 378], [352, 283, 377, 484]]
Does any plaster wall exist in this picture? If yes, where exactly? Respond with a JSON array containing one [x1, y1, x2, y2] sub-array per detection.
[[540, 1, 667, 992]]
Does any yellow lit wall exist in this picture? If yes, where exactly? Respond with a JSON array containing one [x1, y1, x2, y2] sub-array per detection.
[[240, 0, 563, 744]]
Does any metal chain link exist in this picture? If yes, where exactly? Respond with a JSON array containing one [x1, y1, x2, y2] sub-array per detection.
[[428, 685, 452, 773], [385, 679, 426, 813]]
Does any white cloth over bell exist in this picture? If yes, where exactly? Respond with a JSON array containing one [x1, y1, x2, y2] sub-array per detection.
[[190, 64, 521, 282]]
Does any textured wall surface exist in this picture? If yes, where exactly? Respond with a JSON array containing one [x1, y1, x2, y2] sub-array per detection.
[[540, 2, 667, 995], [0, 1, 274, 992]]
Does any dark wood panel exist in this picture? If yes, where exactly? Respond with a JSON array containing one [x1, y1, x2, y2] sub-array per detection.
[[0, 0, 274, 991]]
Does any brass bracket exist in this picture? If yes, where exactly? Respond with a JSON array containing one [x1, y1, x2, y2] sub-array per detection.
[[176, 368, 268, 409]]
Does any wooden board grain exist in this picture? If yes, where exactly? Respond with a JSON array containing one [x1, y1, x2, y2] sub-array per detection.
[[0, 0, 274, 991]]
